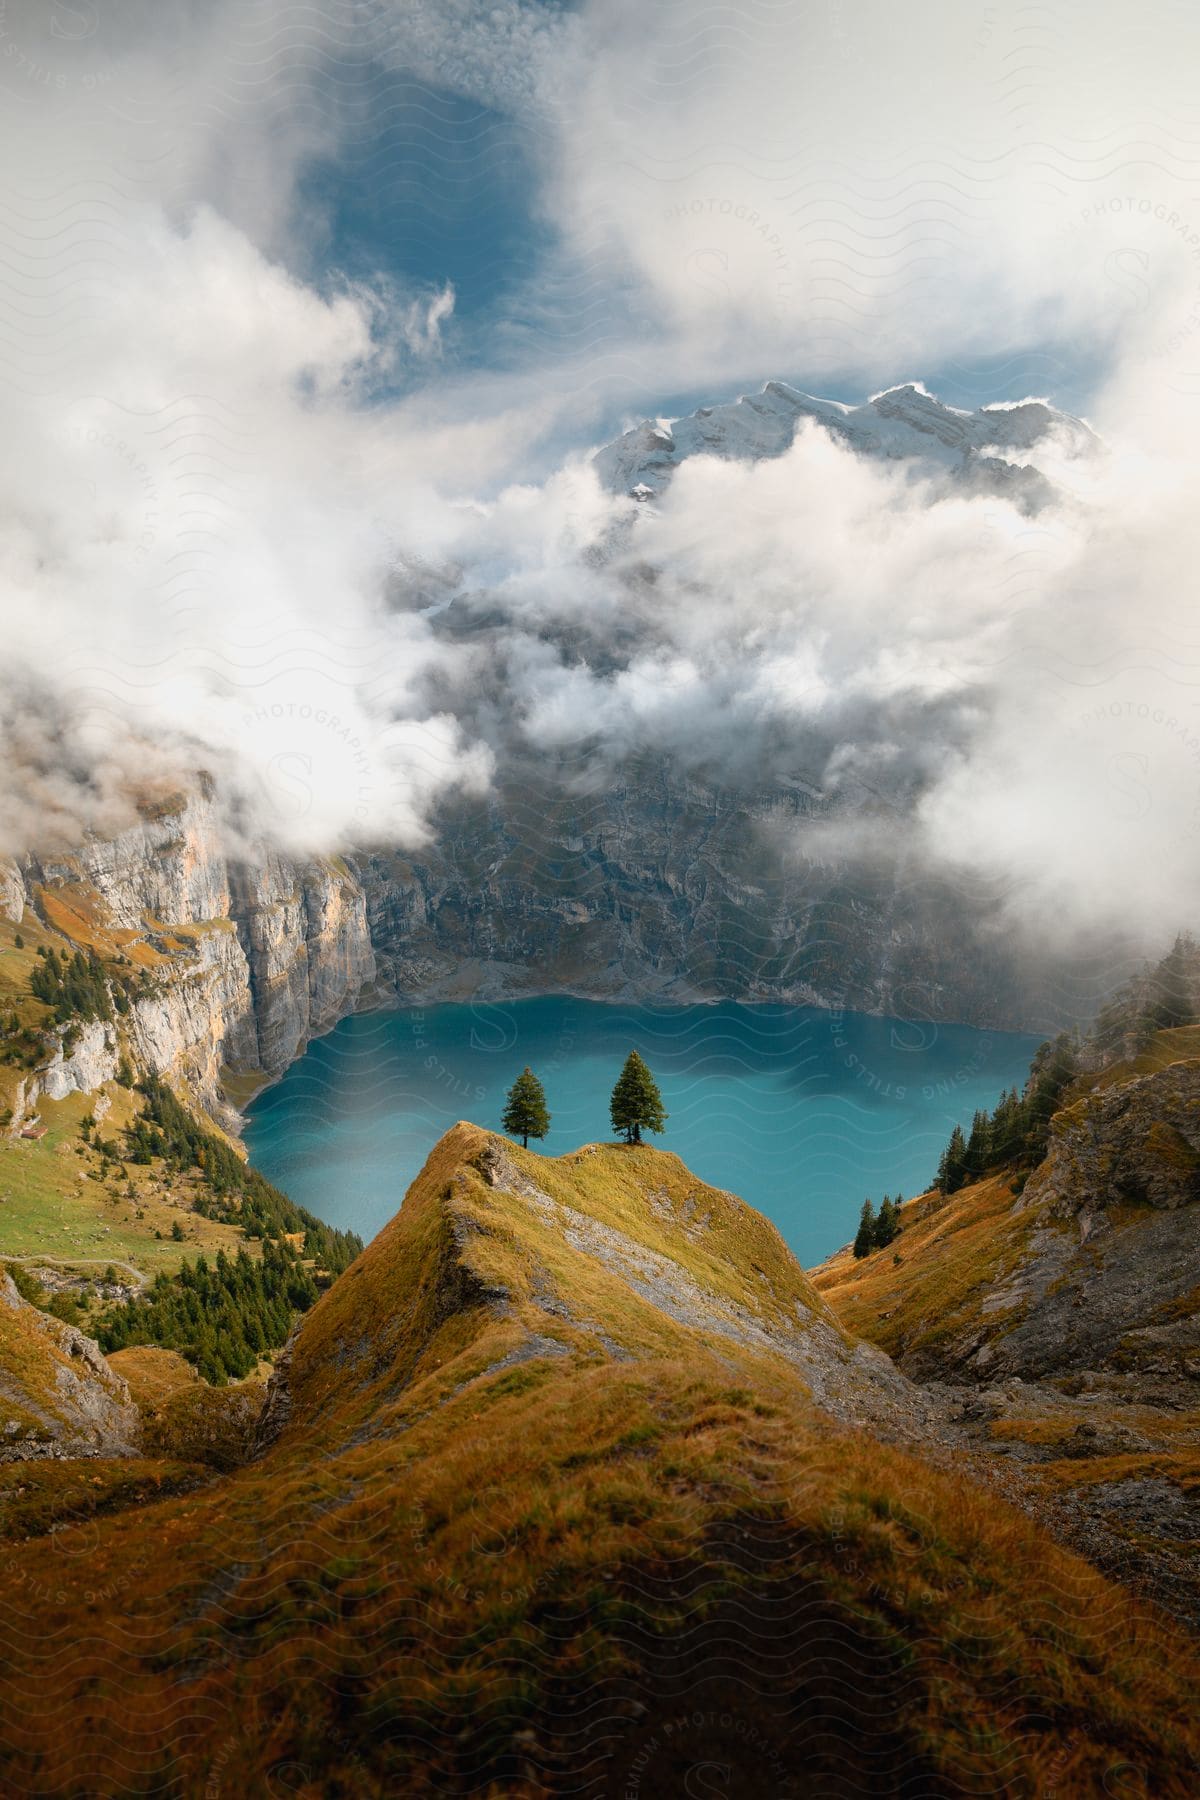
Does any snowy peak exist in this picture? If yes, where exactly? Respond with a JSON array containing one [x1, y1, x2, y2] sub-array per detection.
[[594, 380, 1096, 510]]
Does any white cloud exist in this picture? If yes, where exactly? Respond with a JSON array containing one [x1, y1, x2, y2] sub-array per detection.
[[2, 0, 1199, 960], [0, 197, 491, 855]]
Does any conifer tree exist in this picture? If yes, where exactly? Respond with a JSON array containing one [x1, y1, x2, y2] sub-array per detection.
[[853, 1199, 876, 1259], [936, 1123, 969, 1194], [874, 1195, 900, 1248], [1146, 932, 1195, 1033], [610, 1051, 667, 1144], [965, 1109, 992, 1179], [502, 1067, 550, 1148], [1020, 1034, 1079, 1161]]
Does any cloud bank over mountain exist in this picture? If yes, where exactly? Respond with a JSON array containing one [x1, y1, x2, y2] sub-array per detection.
[[1, 0, 1198, 950]]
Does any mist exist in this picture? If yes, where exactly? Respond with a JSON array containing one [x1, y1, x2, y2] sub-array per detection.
[[1, 0, 1198, 953]]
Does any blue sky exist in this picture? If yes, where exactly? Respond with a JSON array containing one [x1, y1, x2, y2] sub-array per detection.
[[267, 4, 1164, 462]]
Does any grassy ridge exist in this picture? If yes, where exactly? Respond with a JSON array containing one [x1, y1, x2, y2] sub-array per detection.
[[0, 1127, 1197, 1794]]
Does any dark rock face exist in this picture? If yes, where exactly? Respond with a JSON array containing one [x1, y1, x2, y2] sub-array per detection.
[[894, 1063, 1200, 1391], [1027, 1061, 1200, 1221], [353, 777, 1071, 1030]]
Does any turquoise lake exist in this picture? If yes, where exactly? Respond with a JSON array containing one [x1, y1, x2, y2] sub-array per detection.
[[243, 999, 1039, 1265]]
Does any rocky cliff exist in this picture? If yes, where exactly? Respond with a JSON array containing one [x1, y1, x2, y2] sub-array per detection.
[[7, 762, 1071, 1146], [813, 1026, 1200, 1626], [6, 789, 376, 1123], [0, 1271, 138, 1460], [353, 771, 1059, 1029]]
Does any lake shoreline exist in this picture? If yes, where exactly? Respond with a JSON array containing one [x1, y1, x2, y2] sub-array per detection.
[[244, 997, 1039, 1266]]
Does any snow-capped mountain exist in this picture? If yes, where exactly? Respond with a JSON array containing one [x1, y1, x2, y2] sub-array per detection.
[[593, 380, 1097, 511]]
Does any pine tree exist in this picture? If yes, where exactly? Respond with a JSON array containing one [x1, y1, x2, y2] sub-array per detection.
[[965, 1109, 992, 1179], [853, 1199, 876, 1259], [1146, 932, 1195, 1033], [874, 1195, 900, 1249], [610, 1051, 667, 1144], [936, 1124, 969, 1194], [989, 1088, 1020, 1166], [1020, 1034, 1079, 1162], [502, 1067, 550, 1148]]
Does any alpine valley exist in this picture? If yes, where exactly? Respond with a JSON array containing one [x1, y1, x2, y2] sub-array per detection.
[[3, 386, 1200, 1797]]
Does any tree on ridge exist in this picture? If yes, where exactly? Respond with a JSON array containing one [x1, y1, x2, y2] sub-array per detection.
[[502, 1067, 550, 1149], [609, 1051, 667, 1145]]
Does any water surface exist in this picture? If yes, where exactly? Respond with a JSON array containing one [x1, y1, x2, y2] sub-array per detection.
[[244, 999, 1038, 1265]]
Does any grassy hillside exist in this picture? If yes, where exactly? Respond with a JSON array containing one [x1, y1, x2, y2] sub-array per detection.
[[814, 1029, 1200, 1628], [0, 1126, 1197, 1796], [813, 1174, 1032, 1364], [0, 1268, 138, 1455], [1, 900, 360, 1380], [0, 908, 248, 1276]]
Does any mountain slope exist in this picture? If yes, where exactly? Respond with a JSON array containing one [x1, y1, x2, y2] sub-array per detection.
[[0, 1127, 1197, 1796], [813, 1027, 1200, 1626], [814, 1028, 1200, 1388], [0, 1269, 138, 1458]]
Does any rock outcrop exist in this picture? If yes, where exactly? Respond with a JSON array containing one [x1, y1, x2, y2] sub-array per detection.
[[813, 1032, 1200, 1626], [36, 1019, 119, 1103], [0, 1272, 139, 1459], [12, 790, 377, 1114], [0, 859, 23, 925]]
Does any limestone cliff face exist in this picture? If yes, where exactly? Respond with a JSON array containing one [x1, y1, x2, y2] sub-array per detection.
[[17, 793, 376, 1112], [0, 858, 23, 924], [128, 923, 257, 1107], [229, 853, 376, 1076], [38, 1019, 120, 1103], [36, 791, 233, 930]]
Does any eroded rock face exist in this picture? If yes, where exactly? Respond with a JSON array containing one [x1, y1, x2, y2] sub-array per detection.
[[0, 1273, 139, 1460], [353, 775, 1049, 1028], [36, 791, 232, 930], [0, 857, 23, 924], [1022, 1061, 1200, 1221], [38, 1019, 119, 1103], [19, 794, 377, 1106], [129, 922, 258, 1104], [955, 1065, 1200, 1388], [230, 855, 376, 1076]]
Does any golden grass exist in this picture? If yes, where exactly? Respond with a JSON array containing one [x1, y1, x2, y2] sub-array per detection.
[[1074, 1026, 1200, 1097], [110, 1343, 269, 1460], [106, 1346, 198, 1409], [0, 1457, 204, 1544], [811, 1175, 1034, 1363], [0, 1127, 1197, 1794], [35, 884, 163, 968], [1033, 1449, 1200, 1497], [0, 1281, 89, 1440]]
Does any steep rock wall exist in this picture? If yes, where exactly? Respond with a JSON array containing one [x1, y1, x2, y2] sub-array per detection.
[[18, 795, 375, 1111], [353, 775, 1060, 1029]]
